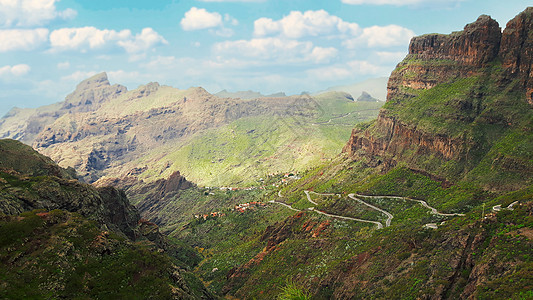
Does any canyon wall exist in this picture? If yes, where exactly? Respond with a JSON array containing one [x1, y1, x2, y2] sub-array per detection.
[[343, 8, 533, 182]]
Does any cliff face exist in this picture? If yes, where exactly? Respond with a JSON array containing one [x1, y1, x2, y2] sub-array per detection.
[[0, 73, 127, 144], [343, 8, 533, 187], [386, 15, 501, 102], [500, 7, 533, 104]]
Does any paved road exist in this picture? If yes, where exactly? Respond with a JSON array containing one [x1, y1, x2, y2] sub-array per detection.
[[348, 194, 394, 227], [311, 208, 383, 229], [274, 189, 465, 230], [269, 199, 301, 212], [275, 189, 383, 228], [352, 194, 465, 217], [304, 191, 318, 205], [493, 201, 519, 212]]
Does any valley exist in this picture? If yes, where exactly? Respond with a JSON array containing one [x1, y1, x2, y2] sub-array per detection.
[[0, 6, 532, 300]]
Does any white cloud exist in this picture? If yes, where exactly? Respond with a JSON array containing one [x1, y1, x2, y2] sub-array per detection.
[[214, 38, 337, 64], [212, 27, 234, 38], [0, 64, 30, 76], [0, 0, 76, 27], [198, 0, 265, 2], [142, 56, 178, 70], [61, 70, 97, 82], [254, 10, 359, 39], [343, 25, 414, 48], [225, 14, 239, 26], [49, 27, 167, 54], [310, 47, 338, 64], [57, 61, 70, 69], [0, 28, 48, 52], [50, 27, 130, 51], [117, 27, 168, 53], [341, 0, 464, 7], [307, 60, 387, 81], [181, 7, 223, 31]]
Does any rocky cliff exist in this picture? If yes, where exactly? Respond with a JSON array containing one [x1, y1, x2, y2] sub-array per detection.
[[0, 139, 140, 238], [343, 8, 533, 189], [500, 7, 533, 105], [0, 138, 213, 299], [0, 73, 127, 144]]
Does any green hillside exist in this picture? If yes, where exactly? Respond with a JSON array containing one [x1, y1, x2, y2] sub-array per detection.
[[130, 9, 533, 299], [132, 97, 381, 187]]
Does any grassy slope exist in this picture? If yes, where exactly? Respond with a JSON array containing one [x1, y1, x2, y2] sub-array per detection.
[[157, 62, 533, 298], [381, 63, 533, 190], [129, 96, 382, 187], [178, 162, 532, 299], [0, 209, 208, 299]]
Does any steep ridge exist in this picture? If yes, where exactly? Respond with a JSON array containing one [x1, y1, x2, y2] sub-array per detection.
[[500, 7, 533, 105], [343, 8, 533, 190], [0, 73, 127, 144], [185, 9, 533, 299], [0, 71, 381, 186], [0, 139, 213, 298]]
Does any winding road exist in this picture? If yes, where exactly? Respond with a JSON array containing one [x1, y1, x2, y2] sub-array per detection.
[[272, 189, 465, 229], [352, 194, 465, 217], [348, 194, 394, 227], [310, 109, 381, 126]]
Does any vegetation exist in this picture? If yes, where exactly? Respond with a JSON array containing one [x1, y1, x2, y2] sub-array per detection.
[[0, 209, 202, 299], [133, 96, 382, 187]]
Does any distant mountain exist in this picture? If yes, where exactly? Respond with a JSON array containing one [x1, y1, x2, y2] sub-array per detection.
[[0, 73, 382, 187], [0, 73, 126, 144], [321, 77, 388, 101], [356, 91, 379, 102], [215, 89, 286, 99]]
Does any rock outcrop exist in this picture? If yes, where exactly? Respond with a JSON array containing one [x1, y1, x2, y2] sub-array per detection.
[[0, 139, 140, 238], [387, 15, 501, 102], [61, 72, 127, 111], [499, 7, 533, 104], [357, 91, 379, 102], [343, 8, 533, 186]]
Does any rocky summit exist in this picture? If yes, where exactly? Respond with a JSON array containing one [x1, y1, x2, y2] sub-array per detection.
[[344, 8, 533, 190], [0, 72, 382, 186], [0, 6, 532, 300]]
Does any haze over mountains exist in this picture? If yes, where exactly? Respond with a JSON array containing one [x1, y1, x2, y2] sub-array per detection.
[[0, 73, 383, 186], [0, 6, 532, 300]]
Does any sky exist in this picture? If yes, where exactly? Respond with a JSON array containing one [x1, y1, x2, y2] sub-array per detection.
[[0, 0, 529, 116]]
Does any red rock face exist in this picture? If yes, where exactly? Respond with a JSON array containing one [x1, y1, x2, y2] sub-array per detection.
[[409, 15, 501, 67], [342, 113, 463, 163], [387, 15, 501, 103], [343, 8, 533, 175], [500, 7, 533, 105]]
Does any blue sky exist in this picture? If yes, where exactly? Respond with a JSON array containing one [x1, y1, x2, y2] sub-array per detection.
[[0, 0, 529, 116]]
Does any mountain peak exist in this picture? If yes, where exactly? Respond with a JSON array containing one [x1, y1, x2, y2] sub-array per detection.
[[357, 91, 378, 102], [76, 72, 110, 91], [62, 72, 127, 112]]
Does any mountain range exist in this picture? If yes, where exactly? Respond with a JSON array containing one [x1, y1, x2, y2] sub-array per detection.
[[0, 6, 532, 300], [0, 74, 382, 187]]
